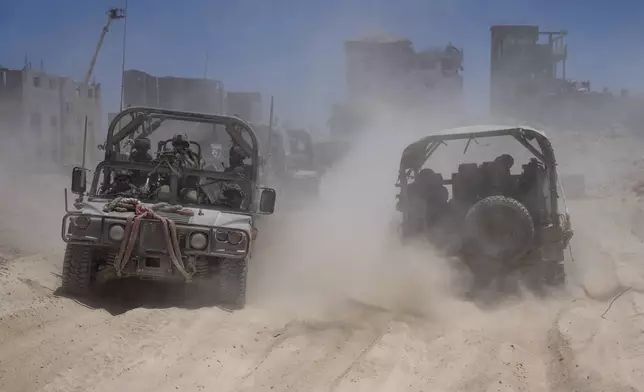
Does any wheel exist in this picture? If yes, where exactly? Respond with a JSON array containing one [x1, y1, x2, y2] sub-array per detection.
[[61, 243, 96, 296], [463, 196, 535, 262], [218, 258, 248, 309]]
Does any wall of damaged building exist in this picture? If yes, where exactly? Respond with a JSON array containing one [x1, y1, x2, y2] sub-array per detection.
[[118, 70, 264, 163], [225, 92, 262, 124], [0, 67, 101, 166], [343, 36, 464, 119], [0, 69, 25, 144], [488, 24, 642, 131], [122, 69, 226, 115]]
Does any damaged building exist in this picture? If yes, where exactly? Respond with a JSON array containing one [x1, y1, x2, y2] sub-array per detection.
[[489, 24, 639, 130], [345, 35, 463, 112], [122, 69, 226, 115], [117, 69, 264, 158], [0, 65, 102, 166], [330, 34, 464, 135], [121, 69, 263, 124], [225, 91, 262, 124], [489, 25, 570, 122]]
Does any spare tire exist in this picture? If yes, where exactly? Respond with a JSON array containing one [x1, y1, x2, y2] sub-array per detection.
[[463, 196, 535, 261]]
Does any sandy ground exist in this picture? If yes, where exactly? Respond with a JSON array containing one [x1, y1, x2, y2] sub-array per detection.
[[2, 128, 644, 392]]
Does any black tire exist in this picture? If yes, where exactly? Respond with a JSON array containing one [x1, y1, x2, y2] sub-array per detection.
[[61, 243, 96, 296], [464, 196, 535, 262], [218, 258, 248, 309]]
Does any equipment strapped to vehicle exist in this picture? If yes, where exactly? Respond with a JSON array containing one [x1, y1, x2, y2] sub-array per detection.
[[103, 197, 195, 215], [111, 200, 196, 281]]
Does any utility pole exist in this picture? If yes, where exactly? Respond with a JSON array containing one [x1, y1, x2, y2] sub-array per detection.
[[119, 0, 129, 111], [266, 96, 275, 179], [203, 51, 209, 79]]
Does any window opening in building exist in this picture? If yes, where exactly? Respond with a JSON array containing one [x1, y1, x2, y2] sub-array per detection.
[[33, 76, 42, 88]]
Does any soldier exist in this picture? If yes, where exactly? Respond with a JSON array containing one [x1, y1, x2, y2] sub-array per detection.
[[226, 145, 252, 178], [129, 137, 153, 163], [128, 137, 153, 187], [171, 133, 204, 170], [101, 170, 139, 196], [490, 153, 516, 196]]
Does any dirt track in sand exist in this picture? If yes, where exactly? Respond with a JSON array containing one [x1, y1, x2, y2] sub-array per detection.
[[2, 129, 644, 392], [1, 195, 644, 392]]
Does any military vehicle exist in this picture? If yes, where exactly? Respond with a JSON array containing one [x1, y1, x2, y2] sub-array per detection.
[[396, 125, 573, 290], [60, 107, 276, 309]]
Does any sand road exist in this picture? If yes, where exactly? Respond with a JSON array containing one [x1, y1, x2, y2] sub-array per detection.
[[2, 128, 644, 392], [1, 194, 644, 392]]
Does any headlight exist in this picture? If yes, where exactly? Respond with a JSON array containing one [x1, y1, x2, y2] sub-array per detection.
[[189, 232, 208, 250], [227, 231, 243, 245], [108, 224, 125, 241], [215, 229, 228, 242], [73, 215, 91, 230]]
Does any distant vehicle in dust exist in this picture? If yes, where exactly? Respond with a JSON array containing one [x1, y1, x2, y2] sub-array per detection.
[[254, 124, 321, 207], [60, 106, 276, 309], [396, 125, 574, 292]]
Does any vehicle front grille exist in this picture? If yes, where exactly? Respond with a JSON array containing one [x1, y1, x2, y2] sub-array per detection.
[[139, 220, 166, 252], [155, 211, 192, 224]]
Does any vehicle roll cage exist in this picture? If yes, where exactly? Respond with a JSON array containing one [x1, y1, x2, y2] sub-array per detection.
[[104, 106, 260, 182], [397, 127, 560, 222]]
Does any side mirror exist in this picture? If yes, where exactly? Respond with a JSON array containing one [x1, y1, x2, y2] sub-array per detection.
[[71, 167, 87, 195], [258, 188, 276, 214]]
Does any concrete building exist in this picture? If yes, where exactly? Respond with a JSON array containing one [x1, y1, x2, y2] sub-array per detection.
[[489, 25, 569, 120], [225, 92, 262, 124], [344, 34, 464, 115], [122, 69, 226, 115], [0, 66, 101, 166]]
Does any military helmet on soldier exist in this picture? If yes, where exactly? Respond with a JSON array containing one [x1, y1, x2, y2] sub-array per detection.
[[171, 133, 190, 149]]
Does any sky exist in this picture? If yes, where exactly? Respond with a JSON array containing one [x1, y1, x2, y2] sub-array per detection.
[[2, 0, 644, 131]]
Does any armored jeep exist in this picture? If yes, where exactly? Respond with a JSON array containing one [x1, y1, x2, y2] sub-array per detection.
[[61, 107, 276, 308], [255, 125, 320, 207], [396, 125, 573, 288]]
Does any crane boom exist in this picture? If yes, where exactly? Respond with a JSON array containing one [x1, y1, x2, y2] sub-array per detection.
[[83, 8, 125, 85]]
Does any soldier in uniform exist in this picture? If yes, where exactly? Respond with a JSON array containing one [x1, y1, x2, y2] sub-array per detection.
[[129, 137, 153, 163], [171, 133, 204, 170], [101, 170, 139, 196], [225, 145, 252, 178], [129, 137, 153, 187]]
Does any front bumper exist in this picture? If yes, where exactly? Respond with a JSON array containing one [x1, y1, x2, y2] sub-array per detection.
[[62, 213, 250, 280]]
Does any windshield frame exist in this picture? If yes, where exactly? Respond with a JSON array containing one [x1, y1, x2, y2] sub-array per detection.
[[88, 160, 253, 213], [104, 106, 260, 182]]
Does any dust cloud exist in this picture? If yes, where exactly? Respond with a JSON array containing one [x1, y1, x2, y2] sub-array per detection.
[[0, 130, 68, 257], [253, 110, 517, 320]]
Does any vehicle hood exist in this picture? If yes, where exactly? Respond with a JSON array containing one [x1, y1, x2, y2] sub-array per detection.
[[78, 200, 253, 232]]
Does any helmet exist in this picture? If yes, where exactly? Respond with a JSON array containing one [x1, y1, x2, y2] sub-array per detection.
[[495, 154, 514, 169], [114, 169, 132, 179], [133, 137, 151, 151], [171, 133, 190, 149]]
